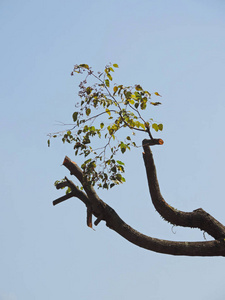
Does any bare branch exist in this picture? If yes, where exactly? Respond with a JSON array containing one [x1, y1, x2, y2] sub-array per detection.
[[53, 192, 74, 206], [142, 142, 225, 240]]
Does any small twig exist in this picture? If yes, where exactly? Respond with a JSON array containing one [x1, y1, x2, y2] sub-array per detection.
[[146, 126, 153, 139], [53, 192, 74, 206], [94, 214, 104, 226], [171, 225, 176, 234], [128, 103, 146, 125], [55, 181, 68, 189], [203, 231, 207, 240]]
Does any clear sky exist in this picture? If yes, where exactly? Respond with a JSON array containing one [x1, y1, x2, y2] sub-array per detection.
[[1, 0, 225, 299]]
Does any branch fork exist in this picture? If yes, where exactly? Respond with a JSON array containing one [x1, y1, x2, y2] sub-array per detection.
[[53, 139, 225, 256]]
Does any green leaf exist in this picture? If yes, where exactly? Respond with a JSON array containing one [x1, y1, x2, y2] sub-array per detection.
[[54, 180, 60, 186], [47, 139, 50, 147], [145, 91, 151, 97], [121, 176, 126, 182], [100, 122, 104, 129], [105, 109, 111, 116], [86, 108, 91, 116], [150, 102, 161, 106], [85, 158, 92, 164], [116, 173, 122, 180], [111, 166, 117, 173], [66, 187, 71, 194], [107, 73, 113, 81], [135, 85, 143, 91], [140, 102, 147, 110], [113, 86, 118, 94], [72, 112, 78, 122], [158, 123, 163, 131], [117, 165, 124, 172], [113, 63, 119, 68], [125, 91, 132, 99], [135, 121, 141, 128], [134, 91, 141, 99], [121, 147, 126, 154], [86, 87, 92, 95], [117, 160, 125, 165], [80, 64, 89, 69], [103, 183, 109, 189], [152, 123, 159, 132], [105, 79, 110, 87]]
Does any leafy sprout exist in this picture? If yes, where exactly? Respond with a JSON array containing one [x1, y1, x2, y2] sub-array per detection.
[[48, 63, 163, 189]]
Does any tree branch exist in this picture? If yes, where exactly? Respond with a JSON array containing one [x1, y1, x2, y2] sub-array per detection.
[[142, 140, 225, 240], [62, 157, 106, 216], [53, 192, 74, 206], [53, 176, 91, 207], [53, 155, 225, 256]]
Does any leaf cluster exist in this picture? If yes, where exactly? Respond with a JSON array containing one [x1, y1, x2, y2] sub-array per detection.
[[48, 63, 163, 189]]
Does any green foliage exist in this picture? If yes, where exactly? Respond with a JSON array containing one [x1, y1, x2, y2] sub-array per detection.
[[49, 63, 163, 189]]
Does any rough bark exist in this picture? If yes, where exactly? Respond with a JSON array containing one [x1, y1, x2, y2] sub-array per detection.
[[53, 140, 225, 257]]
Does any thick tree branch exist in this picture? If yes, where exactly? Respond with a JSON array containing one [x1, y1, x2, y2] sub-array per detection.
[[62, 157, 107, 216], [53, 155, 225, 256], [142, 140, 225, 240], [104, 207, 225, 256]]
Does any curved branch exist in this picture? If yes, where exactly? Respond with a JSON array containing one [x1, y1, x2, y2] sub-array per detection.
[[142, 139, 225, 240], [53, 155, 225, 257], [104, 207, 225, 256]]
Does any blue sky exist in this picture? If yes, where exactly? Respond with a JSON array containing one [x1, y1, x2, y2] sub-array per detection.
[[1, 0, 225, 299]]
